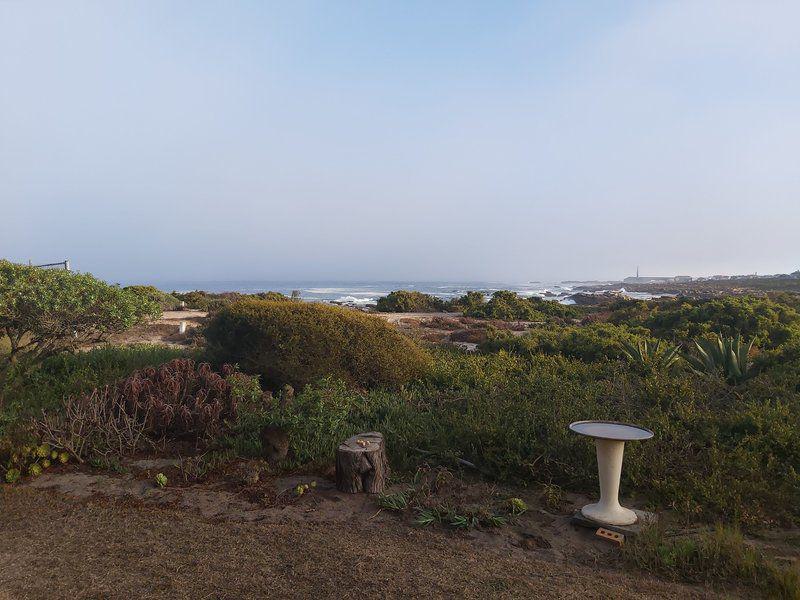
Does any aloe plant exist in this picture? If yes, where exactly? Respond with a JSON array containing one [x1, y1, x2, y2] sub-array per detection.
[[621, 339, 682, 371], [684, 333, 754, 384]]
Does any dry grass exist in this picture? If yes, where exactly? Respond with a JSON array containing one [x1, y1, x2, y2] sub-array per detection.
[[0, 487, 716, 599]]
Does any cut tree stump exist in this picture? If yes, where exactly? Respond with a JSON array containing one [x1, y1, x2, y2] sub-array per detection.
[[335, 432, 388, 494]]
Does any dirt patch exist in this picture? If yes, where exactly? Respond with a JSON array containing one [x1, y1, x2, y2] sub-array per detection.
[[0, 485, 718, 599], [8, 461, 737, 596], [101, 310, 208, 347]]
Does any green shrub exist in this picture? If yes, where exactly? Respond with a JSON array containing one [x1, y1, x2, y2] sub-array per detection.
[[204, 300, 431, 390], [624, 525, 800, 598], [460, 290, 586, 321], [448, 291, 486, 314], [238, 347, 800, 526], [255, 291, 291, 302], [611, 295, 800, 349], [479, 323, 649, 362], [0, 261, 160, 379], [124, 285, 182, 311], [376, 290, 448, 313], [172, 290, 214, 310], [1, 345, 194, 422], [172, 290, 290, 311], [464, 290, 543, 320]]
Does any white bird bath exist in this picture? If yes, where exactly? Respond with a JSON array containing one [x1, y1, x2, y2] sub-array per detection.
[[569, 420, 653, 526]]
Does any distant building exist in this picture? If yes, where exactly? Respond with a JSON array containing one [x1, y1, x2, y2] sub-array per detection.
[[622, 275, 693, 284]]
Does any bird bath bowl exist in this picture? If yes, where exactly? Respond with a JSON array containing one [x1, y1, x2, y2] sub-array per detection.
[[569, 420, 653, 526]]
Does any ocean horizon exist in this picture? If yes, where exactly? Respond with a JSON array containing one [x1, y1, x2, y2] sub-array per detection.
[[126, 279, 656, 305]]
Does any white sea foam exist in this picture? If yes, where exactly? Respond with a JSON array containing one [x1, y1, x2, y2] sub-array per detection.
[[334, 296, 377, 305]]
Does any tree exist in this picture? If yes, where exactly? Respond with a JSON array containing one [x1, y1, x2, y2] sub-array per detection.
[[0, 260, 160, 373]]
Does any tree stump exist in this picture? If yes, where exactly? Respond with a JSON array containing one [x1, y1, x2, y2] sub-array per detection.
[[335, 432, 388, 494]]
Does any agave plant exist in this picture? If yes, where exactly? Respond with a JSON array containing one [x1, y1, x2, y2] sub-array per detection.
[[684, 333, 754, 384], [620, 339, 682, 371]]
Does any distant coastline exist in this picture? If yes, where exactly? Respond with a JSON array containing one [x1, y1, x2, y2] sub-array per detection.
[[123, 272, 800, 309], [127, 279, 667, 307]]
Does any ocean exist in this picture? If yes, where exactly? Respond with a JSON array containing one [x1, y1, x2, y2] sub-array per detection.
[[147, 280, 661, 305]]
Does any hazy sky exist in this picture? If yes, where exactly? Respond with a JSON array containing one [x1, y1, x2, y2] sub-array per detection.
[[1, 1, 798, 284]]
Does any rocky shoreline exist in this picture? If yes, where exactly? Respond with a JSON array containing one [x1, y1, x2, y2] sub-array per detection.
[[574, 277, 800, 299]]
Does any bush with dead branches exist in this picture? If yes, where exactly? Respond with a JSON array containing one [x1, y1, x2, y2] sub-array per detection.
[[36, 359, 254, 461]]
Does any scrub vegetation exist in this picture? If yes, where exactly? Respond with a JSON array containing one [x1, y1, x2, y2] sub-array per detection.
[[2, 269, 800, 595]]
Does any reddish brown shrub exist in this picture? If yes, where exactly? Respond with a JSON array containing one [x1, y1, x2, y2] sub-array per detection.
[[36, 359, 248, 460], [119, 359, 239, 440]]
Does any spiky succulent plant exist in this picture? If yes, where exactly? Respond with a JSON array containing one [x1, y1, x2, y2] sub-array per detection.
[[4, 468, 21, 484], [35, 444, 49, 459], [621, 339, 682, 371], [58, 452, 69, 464], [154, 473, 168, 488], [684, 333, 755, 384], [41, 459, 51, 469], [28, 463, 42, 477]]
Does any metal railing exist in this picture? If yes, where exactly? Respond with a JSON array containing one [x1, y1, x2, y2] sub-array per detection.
[[31, 260, 70, 271]]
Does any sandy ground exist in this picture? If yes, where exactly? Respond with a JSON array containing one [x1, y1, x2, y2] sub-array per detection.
[[103, 310, 208, 347], [0, 477, 720, 600]]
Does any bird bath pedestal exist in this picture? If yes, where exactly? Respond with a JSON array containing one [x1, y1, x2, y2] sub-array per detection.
[[569, 420, 653, 526]]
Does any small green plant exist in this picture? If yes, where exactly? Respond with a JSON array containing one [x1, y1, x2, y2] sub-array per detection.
[[179, 449, 236, 483], [4, 467, 20, 483], [154, 472, 168, 488], [449, 512, 479, 529], [684, 333, 755, 384], [295, 482, 315, 496], [507, 497, 528, 515], [377, 490, 410, 511], [621, 339, 681, 371], [89, 456, 127, 473], [414, 508, 441, 527], [484, 514, 507, 527], [411, 504, 506, 530], [541, 483, 563, 511]]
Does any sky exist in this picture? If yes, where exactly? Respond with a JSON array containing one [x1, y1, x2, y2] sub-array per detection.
[[1, 1, 798, 284]]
